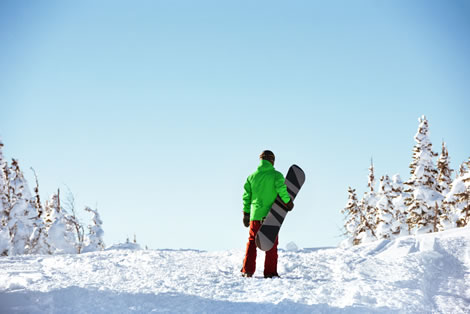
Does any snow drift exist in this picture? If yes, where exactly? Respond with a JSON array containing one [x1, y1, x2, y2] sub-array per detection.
[[1, 227, 469, 313]]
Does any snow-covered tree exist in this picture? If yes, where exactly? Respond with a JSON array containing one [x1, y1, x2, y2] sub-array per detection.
[[45, 191, 77, 254], [458, 158, 469, 177], [443, 170, 470, 228], [340, 116, 467, 244], [62, 188, 85, 253], [437, 141, 453, 195], [7, 159, 37, 255], [435, 142, 454, 231], [405, 116, 442, 235], [341, 187, 361, 246], [347, 161, 379, 245], [362, 160, 378, 238], [82, 206, 105, 252], [390, 174, 409, 237], [0, 138, 103, 255], [375, 175, 395, 239], [0, 138, 10, 255], [27, 169, 51, 255], [28, 221, 51, 255], [459, 173, 470, 226], [0, 138, 8, 219], [355, 195, 377, 244], [368, 159, 376, 193]]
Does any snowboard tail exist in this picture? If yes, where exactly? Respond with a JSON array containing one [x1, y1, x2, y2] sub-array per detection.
[[255, 165, 305, 251]]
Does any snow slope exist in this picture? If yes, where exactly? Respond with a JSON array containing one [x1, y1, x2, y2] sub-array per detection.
[[1, 228, 469, 313]]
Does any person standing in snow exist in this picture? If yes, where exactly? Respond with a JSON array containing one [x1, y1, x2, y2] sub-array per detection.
[[241, 150, 293, 278]]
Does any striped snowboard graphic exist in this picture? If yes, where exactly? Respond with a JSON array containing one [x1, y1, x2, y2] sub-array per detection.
[[255, 164, 306, 251]]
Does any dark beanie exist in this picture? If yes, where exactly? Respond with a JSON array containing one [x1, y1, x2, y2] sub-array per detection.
[[260, 150, 275, 161]]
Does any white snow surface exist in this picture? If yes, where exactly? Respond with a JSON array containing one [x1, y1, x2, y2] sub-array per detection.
[[1, 228, 470, 313]]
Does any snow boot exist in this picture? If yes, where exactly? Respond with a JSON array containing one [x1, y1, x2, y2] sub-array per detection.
[[264, 272, 280, 279]]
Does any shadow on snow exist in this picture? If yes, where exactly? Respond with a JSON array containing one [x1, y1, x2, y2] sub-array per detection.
[[0, 287, 397, 314]]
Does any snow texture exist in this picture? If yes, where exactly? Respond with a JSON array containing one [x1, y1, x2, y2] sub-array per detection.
[[1, 227, 469, 313]]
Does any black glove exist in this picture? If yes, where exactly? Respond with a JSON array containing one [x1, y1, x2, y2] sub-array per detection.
[[284, 199, 294, 211], [243, 212, 250, 228]]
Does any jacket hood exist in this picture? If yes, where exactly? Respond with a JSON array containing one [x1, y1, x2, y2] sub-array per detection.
[[258, 159, 274, 171]]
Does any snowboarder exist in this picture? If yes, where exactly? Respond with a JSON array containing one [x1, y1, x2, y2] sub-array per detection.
[[241, 150, 294, 278]]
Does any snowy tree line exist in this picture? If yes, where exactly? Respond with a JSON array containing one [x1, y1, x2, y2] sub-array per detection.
[[0, 138, 104, 256], [341, 115, 470, 246]]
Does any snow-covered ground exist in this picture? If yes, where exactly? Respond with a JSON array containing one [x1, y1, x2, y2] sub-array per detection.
[[1, 228, 469, 313]]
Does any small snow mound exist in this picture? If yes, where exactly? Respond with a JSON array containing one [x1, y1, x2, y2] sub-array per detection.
[[105, 242, 141, 251], [286, 241, 299, 251], [5, 276, 30, 291]]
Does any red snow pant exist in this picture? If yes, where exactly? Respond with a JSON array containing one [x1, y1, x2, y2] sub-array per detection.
[[241, 220, 278, 276]]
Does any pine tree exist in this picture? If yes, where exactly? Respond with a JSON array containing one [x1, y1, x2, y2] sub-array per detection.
[[368, 159, 375, 193], [363, 160, 378, 239], [7, 159, 37, 255], [0, 138, 8, 221], [458, 163, 466, 177], [0, 139, 99, 255], [435, 142, 454, 231], [62, 188, 85, 253], [390, 174, 409, 237], [45, 190, 77, 254], [0, 138, 10, 255], [341, 187, 362, 246], [353, 161, 379, 245], [437, 141, 453, 195], [459, 174, 470, 226], [82, 207, 105, 252], [27, 168, 51, 254], [347, 161, 380, 245], [43, 193, 59, 230], [355, 196, 377, 244], [444, 168, 470, 228], [375, 175, 395, 239], [0, 139, 13, 255], [405, 116, 442, 235], [457, 157, 469, 177], [28, 220, 51, 255]]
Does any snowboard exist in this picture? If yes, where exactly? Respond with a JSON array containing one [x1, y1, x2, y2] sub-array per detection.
[[255, 164, 306, 251]]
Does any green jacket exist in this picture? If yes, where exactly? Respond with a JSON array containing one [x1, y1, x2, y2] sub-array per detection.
[[242, 160, 291, 221]]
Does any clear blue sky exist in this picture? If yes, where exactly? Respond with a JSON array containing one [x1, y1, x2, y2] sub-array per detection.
[[1, 0, 469, 250]]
